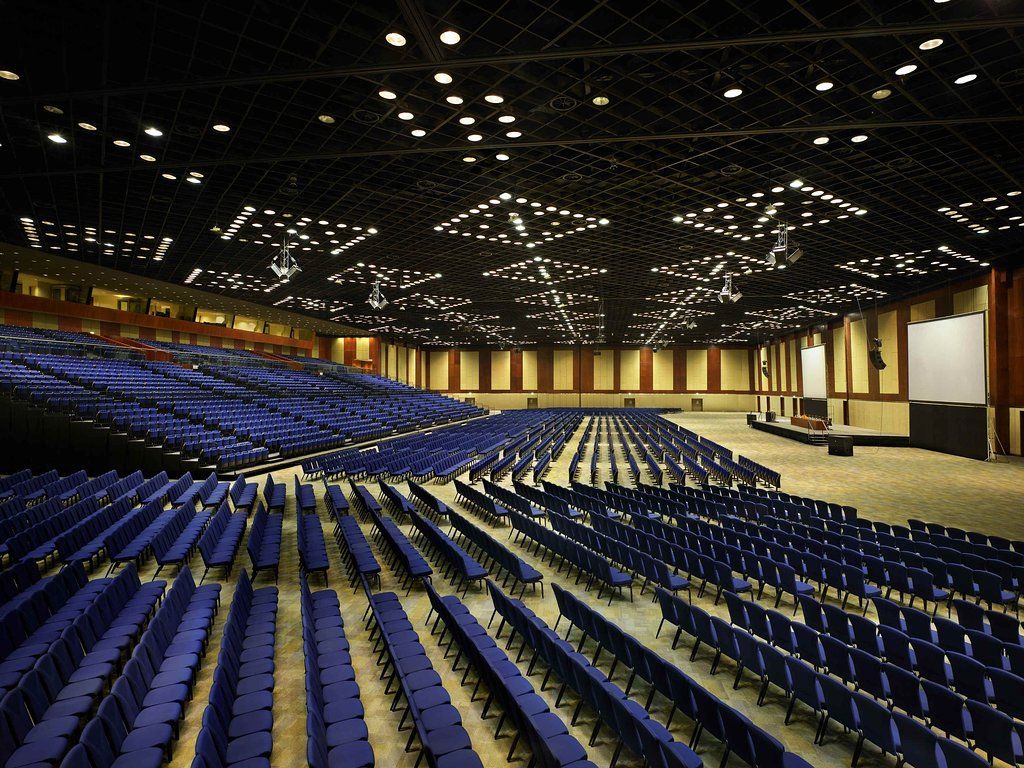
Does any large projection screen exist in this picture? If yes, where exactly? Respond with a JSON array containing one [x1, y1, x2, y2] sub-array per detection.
[[800, 344, 827, 400], [908, 311, 987, 405]]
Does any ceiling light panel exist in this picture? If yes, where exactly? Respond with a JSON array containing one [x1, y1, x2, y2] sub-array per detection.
[[482, 257, 604, 285], [216, 208, 378, 256], [388, 292, 472, 311], [512, 289, 599, 307], [327, 263, 441, 289], [436, 195, 609, 250], [271, 295, 351, 314], [183, 268, 288, 293], [19, 218, 172, 261]]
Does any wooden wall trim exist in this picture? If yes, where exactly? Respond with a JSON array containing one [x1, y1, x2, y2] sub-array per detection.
[[0, 290, 311, 349]]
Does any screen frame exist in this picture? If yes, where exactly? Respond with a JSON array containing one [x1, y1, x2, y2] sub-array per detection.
[[907, 309, 988, 407]]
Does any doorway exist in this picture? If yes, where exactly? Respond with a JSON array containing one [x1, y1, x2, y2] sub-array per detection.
[[527, 397, 538, 409], [623, 397, 636, 408], [691, 398, 703, 412]]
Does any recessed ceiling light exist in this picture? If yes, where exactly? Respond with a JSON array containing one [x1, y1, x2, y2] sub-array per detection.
[[458, 117, 476, 126], [113, 139, 130, 146], [186, 177, 201, 184], [44, 105, 63, 115], [410, 128, 426, 137], [211, 123, 231, 133], [47, 133, 67, 144], [723, 87, 743, 99], [0, 70, 19, 81], [790, 179, 804, 188], [139, 154, 156, 161], [161, 173, 177, 180], [815, 81, 835, 91], [189, 171, 204, 178], [385, 32, 406, 46], [318, 114, 335, 124], [433, 72, 453, 85], [497, 115, 515, 123], [484, 94, 504, 104], [871, 88, 892, 100], [895, 64, 918, 76], [446, 95, 464, 105], [812, 136, 830, 145], [919, 38, 944, 50], [467, 134, 482, 142], [439, 30, 461, 45], [378, 89, 397, 100], [495, 153, 510, 161], [505, 131, 522, 138], [397, 111, 414, 120], [592, 96, 609, 106], [462, 156, 476, 162], [851, 134, 868, 143], [76, 122, 97, 131], [954, 73, 977, 85], [144, 127, 163, 137]]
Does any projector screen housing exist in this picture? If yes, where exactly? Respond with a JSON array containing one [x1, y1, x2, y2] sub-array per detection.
[[907, 311, 987, 406], [800, 344, 828, 400]]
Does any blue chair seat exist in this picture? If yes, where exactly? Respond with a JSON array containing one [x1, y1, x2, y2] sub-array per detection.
[[423, 725, 472, 756], [324, 698, 365, 724], [232, 691, 273, 716], [419, 704, 462, 732], [109, 747, 165, 768], [7, 738, 69, 768], [327, 741, 375, 768], [228, 710, 273, 739], [121, 722, 175, 753], [226, 731, 273, 763], [326, 719, 368, 747], [135, 702, 183, 729]]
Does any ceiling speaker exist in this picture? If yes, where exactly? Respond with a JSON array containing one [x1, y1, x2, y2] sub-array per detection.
[[869, 349, 887, 370]]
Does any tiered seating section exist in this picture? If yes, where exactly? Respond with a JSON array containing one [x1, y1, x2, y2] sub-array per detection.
[[3, 402, 1022, 768], [0, 338, 483, 470]]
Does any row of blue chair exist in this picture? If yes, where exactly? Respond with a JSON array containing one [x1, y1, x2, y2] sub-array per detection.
[[152, 502, 212, 576], [246, 504, 281, 583], [294, 475, 316, 515], [661, 588, 990, 768], [60, 567, 220, 768], [452, 480, 509, 525], [228, 477, 257, 514], [262, 477, 285, 514], [553, 583, 815, 768], [332, 514, 381, 591], [301, 576, 374, 768], [322, 482, 349, 519], [445, 506, 542, 598], [173, 473, 229, 511], [296, 504, 330, 584], [487, 581, 703, 768], [367, 505, 432, 594], [506, 508, 632, 605], [190, 571, 277, 768], [197, 502, 247, 585], [364, 589, 484, 768], [407, 508, 487, 597], [425, 581, 597, 768], [0, 565, 165, 765]]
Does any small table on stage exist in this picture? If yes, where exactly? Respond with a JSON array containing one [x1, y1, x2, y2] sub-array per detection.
[[791, 415, 828, 431]]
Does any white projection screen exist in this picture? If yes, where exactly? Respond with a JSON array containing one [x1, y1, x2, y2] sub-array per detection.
[[800, 344, 827, 399], [908, 311, 987, 405]]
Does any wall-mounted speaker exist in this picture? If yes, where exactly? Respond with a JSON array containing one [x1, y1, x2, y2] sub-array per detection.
[[869, 349, 886, 370], [761, 362, 770, 378]]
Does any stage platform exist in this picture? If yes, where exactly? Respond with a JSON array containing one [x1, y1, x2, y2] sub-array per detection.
[[752, 419, 910, 447]]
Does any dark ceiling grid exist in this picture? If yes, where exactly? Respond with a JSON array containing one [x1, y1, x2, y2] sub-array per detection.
[[0, 0, 1021, 345]]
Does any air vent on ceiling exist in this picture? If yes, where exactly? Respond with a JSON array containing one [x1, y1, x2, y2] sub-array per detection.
[[549, 95, 578, 112], [720, 164, 742, 175], [560, 172, 584, 182], [173, 124, 202, 138], [150, 194, 172, 204], [677, 244, 694, 251], [997, 68, 1024, 85], [353, 109, 380, 124]]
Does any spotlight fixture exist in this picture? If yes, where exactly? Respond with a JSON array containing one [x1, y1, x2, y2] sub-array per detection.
[[367, 277, 388, 310], [439, 30, 461, 45], [385, 32, 407, 46], [718, 275, 742, 304], [269, 235, 300, 281], [592, 96, 609, 106], [764, 251, 777, 267]]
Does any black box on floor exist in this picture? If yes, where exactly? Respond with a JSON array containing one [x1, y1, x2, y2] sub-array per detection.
[[746, 413, 757, 426], [828, 435, 854, 456]]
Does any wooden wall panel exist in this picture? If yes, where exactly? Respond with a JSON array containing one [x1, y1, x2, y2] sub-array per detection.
[[877, 310, 900, 394], [639, 347, 654, 392], [652, 350, 673, 390], [429, 351, 448, 390], [620, 349, 640, 390], [686, 349, 708, 390], [707, 347, 722, 392], [673, 349, 687, 391], [477, 349, 491, 391], [594, 352, 615, 390], [521, 350, 538, 390], [850, 318, 869, 393], [491, 351, 511, 390], [553, 349, 574, 390], [459, 350, 479, 390]]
